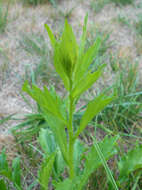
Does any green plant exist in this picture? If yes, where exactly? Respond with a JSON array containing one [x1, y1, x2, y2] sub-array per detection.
[[117, 145, 142, 189], [0, 0, 10, 33], [0, 149, 21, 190], [21, 15, 120, 189]]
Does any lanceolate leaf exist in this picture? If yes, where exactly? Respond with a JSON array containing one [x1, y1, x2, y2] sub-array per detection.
[[46, 20, 79, 90], [39, 128, 56, 155], [12, 157, 21, 188], [118, 145, 142, 182], [79, 14, 88, 57], [72, 64, 106, 98], [0, 150, 12, 181], [75, 93, 115, 138], [74, 37, 101, 82], [44, 24, 56, 48], [53, 45, 70, 90], [38, 153, 56, 190], [44, 114, 68, 164], [39, 128, 65, 177]]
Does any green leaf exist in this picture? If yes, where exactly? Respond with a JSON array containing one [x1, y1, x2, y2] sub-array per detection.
[[0, 149, 8, 171], [78, 136, 118, 190], [118, 145, 142, 182], [53, 45, 70, 90], [38, 128, 65, 176], [0, 179, 7, 190], [55, 177, 82, 190], [44, 24, 56, 48], [72, 64, 106, 98], [75, 93, 115, 137], [0, 150, 12, 180], [93, 136, 119, 190], [74, 37, 101, 83], [39, 128, 56, 155], [53, 19, 78, 88], [73, 139, 85, 175], [38, 153, 56, 190], [79, 13, 88, 57], [55, 179, 73, 190], [12, 157, 21, 188], [22, 81, 66, 125], [44, 114, 68, 164]]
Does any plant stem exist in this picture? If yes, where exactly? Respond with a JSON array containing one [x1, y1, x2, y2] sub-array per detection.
[[68, 80, 75, 179]]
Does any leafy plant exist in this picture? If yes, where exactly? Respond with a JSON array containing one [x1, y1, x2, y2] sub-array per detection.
[[21, 15, 119, 189], [0, 149, 21, 190], [118, 145, 142, 189]]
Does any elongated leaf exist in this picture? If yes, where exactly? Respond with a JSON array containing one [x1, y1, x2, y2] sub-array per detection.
[[73, 139, 85, 175], [0, 150, 12, 180], [53, 20, 78, 89], [78, 136, 118, 190], [44, 114, 68, 164], [74, 37, 101, 82], [79, 14, 88, 56], [93, 136, 119, 190], [72, 64, 106, 98], [0, 179, 7, 190], [38, 128, 65, 176], [38, 153, 56, 190], [44, 24, 56, 48], [0, 149, 8, 171], [75, 93, 115, 137], [118, 145, 142, 182], [39, 128, 56, 155], [53, 45, 70, 90], [12, 157, 21, 188]]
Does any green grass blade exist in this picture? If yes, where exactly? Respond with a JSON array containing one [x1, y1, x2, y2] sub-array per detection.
[[93, 136, 119, 190]]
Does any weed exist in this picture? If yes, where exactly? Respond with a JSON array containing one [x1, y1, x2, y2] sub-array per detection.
[[15, 15, 120, 189]]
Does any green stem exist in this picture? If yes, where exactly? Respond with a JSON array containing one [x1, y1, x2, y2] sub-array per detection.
[[68, 81, 75, 179]]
